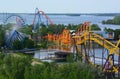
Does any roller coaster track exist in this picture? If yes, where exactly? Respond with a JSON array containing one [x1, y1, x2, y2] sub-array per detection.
[[73, 31, 120, 72], [32, 8, 54, 34], [46, 22, 120, 73], [74, 31, 119, 55], [32, 8, 54, 26]]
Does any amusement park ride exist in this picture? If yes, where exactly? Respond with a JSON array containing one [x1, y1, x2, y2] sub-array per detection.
[[2, 8, 120, 79], [3, 8, 53, 48], [3, 14, 25, 48], [32, 8, 53, 33], [32, 8, 54, 44], [45, 22, 120, 79]]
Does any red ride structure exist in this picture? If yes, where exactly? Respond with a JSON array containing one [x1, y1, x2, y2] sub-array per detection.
[[32, 8, 53, 32]]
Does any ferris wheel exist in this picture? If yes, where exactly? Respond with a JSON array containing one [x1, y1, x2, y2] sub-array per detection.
[[3, 14, 25, 48]]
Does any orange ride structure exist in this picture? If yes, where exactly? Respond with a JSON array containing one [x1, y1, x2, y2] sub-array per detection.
[[46, 22, 120, 79], [46, 28, 72, 51], [46, 22, 90, 51]]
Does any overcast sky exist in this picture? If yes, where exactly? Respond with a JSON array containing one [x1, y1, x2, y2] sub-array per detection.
[[0, 0, 120, 13]]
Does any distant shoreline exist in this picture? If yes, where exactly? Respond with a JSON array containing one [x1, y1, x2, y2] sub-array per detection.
[[0, 13, 120, 16]]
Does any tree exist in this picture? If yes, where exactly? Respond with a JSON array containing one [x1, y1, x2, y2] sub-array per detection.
[[24, 38, 35, 48], [90, 24, 101, 31], [0, 25, 5, 47], [19, 25, 33, 35], [0, 54, 31, 79], [102, 16, 120, 25], [13, 40, 24, 50], [104, 27, 120, 40]]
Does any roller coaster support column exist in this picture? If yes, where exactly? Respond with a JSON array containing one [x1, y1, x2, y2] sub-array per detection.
[[88, 32, 90, 60], [73, 37, 78, 61], [118, 48, 120, 79], [104, 54, 115, 79], [92, 35, 95, 64], [83, 42, 89, 63], [102, 39, 104, 67]]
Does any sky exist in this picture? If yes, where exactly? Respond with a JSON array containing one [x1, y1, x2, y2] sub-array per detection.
[[0, 0, 120, 13]]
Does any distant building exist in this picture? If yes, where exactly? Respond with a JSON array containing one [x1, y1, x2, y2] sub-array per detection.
[[90, 31, 114, 39]]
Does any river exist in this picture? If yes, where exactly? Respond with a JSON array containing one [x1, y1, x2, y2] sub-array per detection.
[[34, 48, 119, 64]]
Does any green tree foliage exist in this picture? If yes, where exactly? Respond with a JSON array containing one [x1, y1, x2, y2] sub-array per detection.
[[40, 39, 47, 49], [104, 27, 120, 40], [19, 25, 33, 35], [102, 16, 120, 25], [104, 27, 114, 32], [47, 24, 65, 34], [12, 38, 35, 50], [13, 40, 24, 50], [0, 53, 103, 79], [66, 53, 74, 62], [40, 26, 48, 36], [67, 24, 80, 30], [24, 38, 34, 48], [114, 29, 120, 40], [90, 24, 101, 31], [4, 23, 16, 31], [0, 25, 5, 47], [0, 53, 31, 79]]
